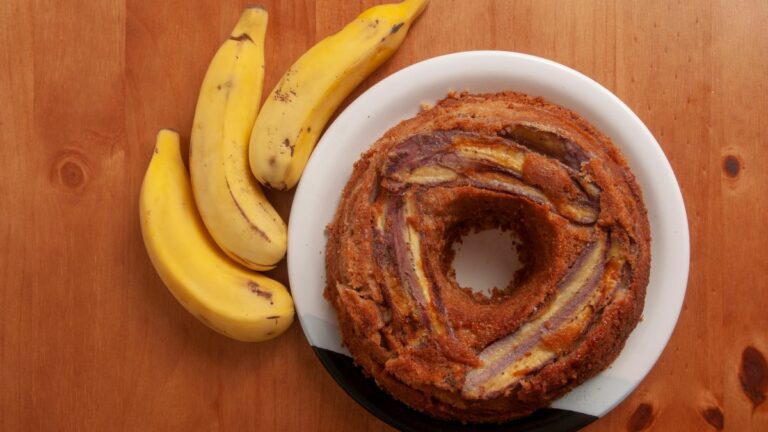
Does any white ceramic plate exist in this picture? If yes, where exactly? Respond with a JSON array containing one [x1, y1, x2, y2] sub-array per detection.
[[288, 51, 689, 430]]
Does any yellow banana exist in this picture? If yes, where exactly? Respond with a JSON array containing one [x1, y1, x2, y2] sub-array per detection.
[[140, 130, 294, 342], [190, 7, 287, 270], [249, 0, 429, 190]]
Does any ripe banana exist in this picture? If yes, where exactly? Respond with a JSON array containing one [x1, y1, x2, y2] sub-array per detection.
[[190, 7, 287, 271], [140, 130, 294, 342], [249, 0, 430, 190]]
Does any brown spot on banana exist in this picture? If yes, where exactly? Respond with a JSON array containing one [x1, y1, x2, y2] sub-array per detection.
[[224, 177, 271, 242], [274, 88, 292, 102], [229, 33, 253, 43], [256, 202, 279, 224], [380, 22, 405, 42], [282, 138, 294, 156], [248, 281, 275, 305]]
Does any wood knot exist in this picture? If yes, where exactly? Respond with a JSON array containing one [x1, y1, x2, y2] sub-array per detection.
[[701, 406, 724, 430], [739, 345, 767, 408], [627, 402, 654, 431], [51, 149, 90, 191], [722, 155, 740, 178]]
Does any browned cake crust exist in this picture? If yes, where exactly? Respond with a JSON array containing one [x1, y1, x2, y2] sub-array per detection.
[[324, 91, 651, 423]]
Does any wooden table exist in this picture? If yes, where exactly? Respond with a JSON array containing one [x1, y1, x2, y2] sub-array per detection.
[[2, 0, 766, 430]]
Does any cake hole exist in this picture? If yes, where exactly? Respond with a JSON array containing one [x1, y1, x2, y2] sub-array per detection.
[[451, 228, 525, 298]]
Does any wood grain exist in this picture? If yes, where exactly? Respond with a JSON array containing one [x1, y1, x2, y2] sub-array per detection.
[[1, 0, 766, 430]]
